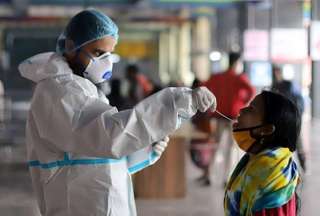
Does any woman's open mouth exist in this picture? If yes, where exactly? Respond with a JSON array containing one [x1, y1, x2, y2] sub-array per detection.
[[232, 115, 241, 129], [232, 120, 239, 129]]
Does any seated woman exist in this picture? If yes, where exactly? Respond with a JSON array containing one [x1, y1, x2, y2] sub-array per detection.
[[224, 91, 301, 216]]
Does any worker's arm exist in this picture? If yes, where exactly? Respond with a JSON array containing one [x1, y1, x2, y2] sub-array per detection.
[[34, 87, 197, 158]]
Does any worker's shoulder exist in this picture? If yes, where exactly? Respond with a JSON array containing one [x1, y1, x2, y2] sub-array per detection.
[[36, 74, 97, 99], [64, 75, 95, 92]]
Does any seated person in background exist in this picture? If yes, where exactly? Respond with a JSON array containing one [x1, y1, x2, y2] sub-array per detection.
[[224, 91, 300, 216]]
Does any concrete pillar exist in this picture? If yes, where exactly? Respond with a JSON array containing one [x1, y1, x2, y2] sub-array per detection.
[[159, 23, 193, 86], [168, 26, 179, 81], [192, 17, 211, 82], [311, 0, 320, 119], [177, 22, 194, 86], [159, 30, 171, 84]]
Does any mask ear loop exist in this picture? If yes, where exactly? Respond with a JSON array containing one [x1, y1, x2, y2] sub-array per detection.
[[98, 52, 112, 60], [79, 49, 95, 62]]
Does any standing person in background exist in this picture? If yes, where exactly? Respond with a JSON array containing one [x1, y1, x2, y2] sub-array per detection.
[[271, 65, 307, 172], [125, 64, 154, 106], [204, 52, 255, 185]]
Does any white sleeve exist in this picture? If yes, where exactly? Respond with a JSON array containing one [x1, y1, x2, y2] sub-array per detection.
[[34, 87, 196, 158]]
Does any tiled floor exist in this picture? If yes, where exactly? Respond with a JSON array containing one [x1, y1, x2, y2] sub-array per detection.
[[0, 119, 319, 216]]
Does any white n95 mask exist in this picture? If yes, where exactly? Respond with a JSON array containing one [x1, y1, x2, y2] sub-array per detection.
[[83, 52, 113, 84]]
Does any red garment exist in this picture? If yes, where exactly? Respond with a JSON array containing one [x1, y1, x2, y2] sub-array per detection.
[[203, 69, 255, 119], [254, 195, 296, 216], [136, 74, 153, 97]]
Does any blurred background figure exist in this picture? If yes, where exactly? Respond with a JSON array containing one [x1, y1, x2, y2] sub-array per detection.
[[108, 79, 127, 111], [203, 52, 255, 185], [125, 64, 154, 107], [271, 64, 308, 172], [0, 79, 5, 126]]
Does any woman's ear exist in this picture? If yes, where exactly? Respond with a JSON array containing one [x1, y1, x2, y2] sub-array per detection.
[[260, 124, 275, 136]]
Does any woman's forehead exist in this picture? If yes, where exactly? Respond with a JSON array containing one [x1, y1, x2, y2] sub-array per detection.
[[250, 94, 265, 110]]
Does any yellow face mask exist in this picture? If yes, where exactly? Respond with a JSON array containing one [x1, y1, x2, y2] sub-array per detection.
[[232, 125, 264, 152]]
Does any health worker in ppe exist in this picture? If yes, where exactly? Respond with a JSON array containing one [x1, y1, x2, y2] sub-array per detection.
[[19, 9, 217, 216]]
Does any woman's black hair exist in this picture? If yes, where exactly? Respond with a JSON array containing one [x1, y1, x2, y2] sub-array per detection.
[[260, 90, 301, 152]]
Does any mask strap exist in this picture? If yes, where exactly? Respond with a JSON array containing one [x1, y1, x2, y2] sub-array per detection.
[[77, 48, 94, 61], [233, 125, 265, 132], [98, 52, 111, 60], [80, 50, 111, 61]]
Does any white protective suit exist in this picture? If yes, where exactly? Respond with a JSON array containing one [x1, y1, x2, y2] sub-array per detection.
[[19, 52, 198, 216]]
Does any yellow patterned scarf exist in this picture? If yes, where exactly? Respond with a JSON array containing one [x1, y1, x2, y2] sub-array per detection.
[[224, 147, 299, 216]]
